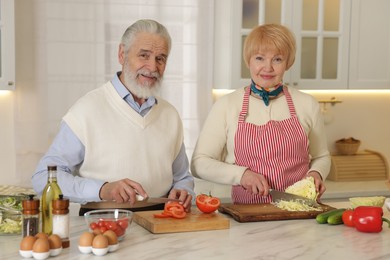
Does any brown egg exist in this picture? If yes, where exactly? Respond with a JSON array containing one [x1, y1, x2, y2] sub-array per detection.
[[48, 234, 62, 249], [103, 230, 118, 245], [79, 231, 95, 247], [35, 232, 48, 240], [20, 236, 37, 251], [32, 237, 50, 253], [92, 234, 108, 249], [92, 228, 102, 236]]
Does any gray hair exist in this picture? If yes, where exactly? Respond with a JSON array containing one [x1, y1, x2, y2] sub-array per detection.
[[121, 19, 172, 55]]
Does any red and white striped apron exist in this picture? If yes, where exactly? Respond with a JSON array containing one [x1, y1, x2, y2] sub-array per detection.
[[232, 86, 310, 204]]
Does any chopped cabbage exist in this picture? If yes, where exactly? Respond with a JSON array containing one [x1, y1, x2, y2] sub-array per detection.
[[273, 177, 319, 212], [272, 200, 321, 212], [349, 196, 386, 208], [0, 196, 23, 234], [0, 216, 22, 234], [285, 176, 317, 200], [0, 196, 23, 211]]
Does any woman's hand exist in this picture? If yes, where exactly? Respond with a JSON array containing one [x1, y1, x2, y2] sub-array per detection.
[[240, 169, 270, 196], [168, 189, 192, 212], [307, 171, 326, 200]]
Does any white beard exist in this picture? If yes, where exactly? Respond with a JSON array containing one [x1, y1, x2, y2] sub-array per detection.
[[122, 61, 162, 99]]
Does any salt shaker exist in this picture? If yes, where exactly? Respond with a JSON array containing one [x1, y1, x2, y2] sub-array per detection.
[[22, 195, 40, 237], [52, 194, 70, 248]]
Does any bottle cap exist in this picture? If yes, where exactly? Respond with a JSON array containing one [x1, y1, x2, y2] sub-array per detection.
[[22, 195, 40, 215], [47, 165, 57, 171]]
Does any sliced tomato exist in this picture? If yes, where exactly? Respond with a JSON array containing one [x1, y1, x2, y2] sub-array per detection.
[[153, 213, 172, 218], [165, 202, 183, 211], [153, 201, 187, 219], [196, 194, 221, 213], [171, 209, 186, 219]]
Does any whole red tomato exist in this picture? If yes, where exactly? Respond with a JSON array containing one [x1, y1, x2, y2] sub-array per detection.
[[196, 194, 221, 213], [342, 209, 355, 227]]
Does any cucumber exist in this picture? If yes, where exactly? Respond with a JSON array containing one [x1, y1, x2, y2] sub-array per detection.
[[327, 209, 346, 225], [315, 208, 346, 224]]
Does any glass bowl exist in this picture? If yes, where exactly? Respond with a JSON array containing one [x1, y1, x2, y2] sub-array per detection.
[[0, 195, 26, 236], [0, 210, 22, 235], [84, 209, 133, 241]]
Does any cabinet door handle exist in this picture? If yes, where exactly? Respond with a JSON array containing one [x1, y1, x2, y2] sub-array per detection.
[[8, 81, 14, 86], [293, 82, 298, 86]]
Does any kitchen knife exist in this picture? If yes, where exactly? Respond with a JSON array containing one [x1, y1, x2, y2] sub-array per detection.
[[82, 196, 181, 209], [269, 189, 320, 207], [136, 195, 181, 204]]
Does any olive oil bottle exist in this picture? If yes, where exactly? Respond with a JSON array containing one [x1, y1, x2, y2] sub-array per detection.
[[41, 165, 62, 235]]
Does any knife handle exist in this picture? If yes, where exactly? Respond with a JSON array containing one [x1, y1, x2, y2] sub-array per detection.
[[136, 194, 145, 201]]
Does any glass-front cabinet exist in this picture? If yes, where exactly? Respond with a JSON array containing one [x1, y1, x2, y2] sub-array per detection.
[[214, 0, 390, 90], [0, 0, 15, 90]]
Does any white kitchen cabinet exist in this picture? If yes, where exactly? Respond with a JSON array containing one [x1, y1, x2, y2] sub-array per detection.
[[214, 0, 390, 90], [0, 0, 15, 90], [290, 0, 351, 89], [214, 0, 351, 90], [348, 0, 390, 89]]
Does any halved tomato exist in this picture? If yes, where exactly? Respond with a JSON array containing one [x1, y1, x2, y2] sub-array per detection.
[[196, 194, 221, 213]]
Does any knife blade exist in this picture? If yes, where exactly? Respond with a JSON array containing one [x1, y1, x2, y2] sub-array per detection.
[[269, 189, 320, 207], [136, 195, 181, 204]]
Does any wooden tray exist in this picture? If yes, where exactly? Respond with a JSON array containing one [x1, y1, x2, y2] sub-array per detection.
[[218, 203, 335, 223]]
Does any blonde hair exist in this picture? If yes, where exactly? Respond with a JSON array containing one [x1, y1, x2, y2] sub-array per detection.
[[243, 24, 296, 70]]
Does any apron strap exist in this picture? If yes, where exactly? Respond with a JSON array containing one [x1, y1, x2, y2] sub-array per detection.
[[283, 86, 297, 116], [238, 86, 251, 123]]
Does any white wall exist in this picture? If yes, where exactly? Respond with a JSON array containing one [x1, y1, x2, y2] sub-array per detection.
[[310, 91, 390, 158], [0, 91, 16, 184]]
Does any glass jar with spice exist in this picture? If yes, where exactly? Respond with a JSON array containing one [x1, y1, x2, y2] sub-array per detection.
[[52, 194, 70, 248], [22, 195, 40, 237]]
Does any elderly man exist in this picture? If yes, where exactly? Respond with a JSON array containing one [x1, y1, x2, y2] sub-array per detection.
[[32, 19, 194, 215]]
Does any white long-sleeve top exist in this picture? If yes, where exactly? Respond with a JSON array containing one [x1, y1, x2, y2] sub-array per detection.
[[191, 86, 330, 185]]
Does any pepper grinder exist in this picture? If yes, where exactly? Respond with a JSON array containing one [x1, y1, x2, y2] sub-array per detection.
[[22, 195, 40, 237], [52, 194, 70, 248]]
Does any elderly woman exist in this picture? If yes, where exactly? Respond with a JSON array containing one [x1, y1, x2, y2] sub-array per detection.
[[191, 24, 330, 204]]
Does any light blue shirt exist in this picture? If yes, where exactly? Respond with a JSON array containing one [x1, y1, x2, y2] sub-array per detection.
[[32, 72, 194, 204]]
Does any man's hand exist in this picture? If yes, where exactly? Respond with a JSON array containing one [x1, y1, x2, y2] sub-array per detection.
[[168, 189, 192, 212], [240, 169, 270, 196], [99, 179, 147, 205]]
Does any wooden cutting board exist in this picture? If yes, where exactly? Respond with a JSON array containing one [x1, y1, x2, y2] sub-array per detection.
[[218, 203, 335, 223], [134, 208, 230, 234]]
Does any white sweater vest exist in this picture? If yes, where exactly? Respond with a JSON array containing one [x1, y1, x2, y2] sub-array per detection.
[[63, 82, 183, 197]]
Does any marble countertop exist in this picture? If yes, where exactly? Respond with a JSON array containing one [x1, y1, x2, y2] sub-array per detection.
[[1, 201, 389, 260]]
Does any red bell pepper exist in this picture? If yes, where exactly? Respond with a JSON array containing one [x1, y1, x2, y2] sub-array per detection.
[[352, 206, 390, 233]]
